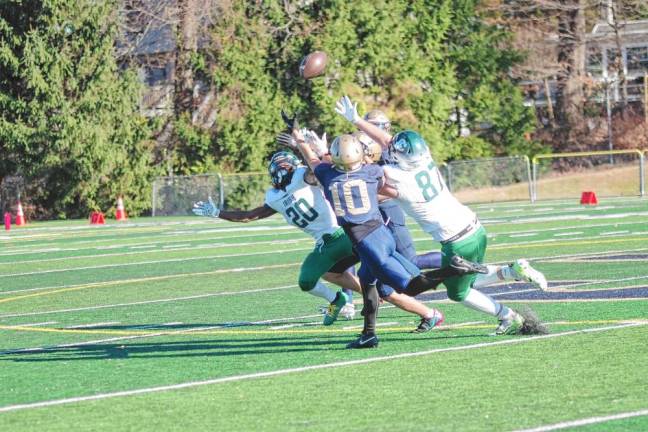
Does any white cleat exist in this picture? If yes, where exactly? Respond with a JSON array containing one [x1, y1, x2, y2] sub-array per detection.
[[340, 302, 356, 320], [511, 259, 548, 291]]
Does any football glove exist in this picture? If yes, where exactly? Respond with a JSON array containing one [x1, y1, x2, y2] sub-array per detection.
[[335, 95, 361, 124], [276, 132, 298, 150], [280, 110, 299, 133], [304, 130, 328, 157], [192, 196, 220, 218]]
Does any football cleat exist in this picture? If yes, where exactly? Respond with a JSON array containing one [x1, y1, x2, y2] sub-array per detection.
[[510, 259, 548, 290], [412, 309, 445, 333], [346, 332, 379, 349], [450, 255, 488, 275], [494, 311, 524, 336], [340, 302, 356, 320], [323, 291, 349, 326]]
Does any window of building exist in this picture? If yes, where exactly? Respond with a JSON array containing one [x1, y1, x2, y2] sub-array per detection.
[[626, 46, 648, 72], [587, 48, 603, 74]]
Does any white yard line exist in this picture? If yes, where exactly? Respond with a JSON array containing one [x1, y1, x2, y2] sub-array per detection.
[[0, 322, 644, 413], [3, 321, 57, 328], [0, 285, 298, 318], [553, 231, 583, 237], [511, 409, 648, 432], [64, 322, 121, 329], [0, 247, 311, 279]]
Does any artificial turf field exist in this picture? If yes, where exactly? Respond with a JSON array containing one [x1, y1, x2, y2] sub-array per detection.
[[1, 197, 647, 431]]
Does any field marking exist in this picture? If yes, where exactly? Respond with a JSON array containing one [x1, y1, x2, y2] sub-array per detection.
[[0, 284, 298, 318], [1, 319, 645, 338], [512, 408, 648, 432], [553, 231, 583, 237], [0, 247, 310, 279], [0, 263, 299, 305], [0, 322, 645, 413], [1, 215, 646, 264], [3, 234, 647, 297], [3, 321, 57, 328], [64, 322, 121, 329]]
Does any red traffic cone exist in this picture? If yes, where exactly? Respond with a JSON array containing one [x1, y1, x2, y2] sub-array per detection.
[[15, 201, 26, 226], [115, 196, 127, 221], [4, 212, 11, 231], [580, 191, 598, 205], [90, 211, 105, 225]]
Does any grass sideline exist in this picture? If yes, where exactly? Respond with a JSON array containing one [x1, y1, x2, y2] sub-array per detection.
[[1, 197, 648, 431]]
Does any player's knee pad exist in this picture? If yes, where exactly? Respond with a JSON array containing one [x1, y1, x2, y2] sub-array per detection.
[[298, 277, 318, 292], [447, 285, 470, 302]]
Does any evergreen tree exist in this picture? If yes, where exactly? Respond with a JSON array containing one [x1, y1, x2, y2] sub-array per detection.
[[0, 0, 156, 218]]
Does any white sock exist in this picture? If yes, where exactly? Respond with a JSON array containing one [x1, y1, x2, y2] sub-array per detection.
[[309, 281, 337, 303], [473, 265, 514, 288], [461, 288, 510, 319]]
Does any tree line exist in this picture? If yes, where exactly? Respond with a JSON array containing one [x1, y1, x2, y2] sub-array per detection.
[[7, 0, 628, 218]]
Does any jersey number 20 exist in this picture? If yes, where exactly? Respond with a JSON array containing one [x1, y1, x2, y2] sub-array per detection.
[[285, 198, 319, 228]]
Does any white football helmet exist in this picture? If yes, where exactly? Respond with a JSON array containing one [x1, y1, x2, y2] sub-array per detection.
[[364, 109, 391, 132], [353, 131, 382, 163], [330, 134, 364, 171]]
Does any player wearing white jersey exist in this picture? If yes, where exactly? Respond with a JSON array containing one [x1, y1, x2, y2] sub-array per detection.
[[193, 151, 359, 325], [336, 95, 548, 335]]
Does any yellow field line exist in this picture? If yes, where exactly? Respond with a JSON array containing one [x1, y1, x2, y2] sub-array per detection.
[[1, 319, 645, 337], [0, 262, 299, 305]]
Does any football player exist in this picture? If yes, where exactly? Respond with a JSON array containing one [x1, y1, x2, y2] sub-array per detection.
[[193, 151, 357, 325], [290, 131, 484, 348], [336, 95, 548, 335]]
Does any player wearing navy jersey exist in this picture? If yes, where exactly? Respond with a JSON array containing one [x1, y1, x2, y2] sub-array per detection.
[[292, 131, 473, 348]]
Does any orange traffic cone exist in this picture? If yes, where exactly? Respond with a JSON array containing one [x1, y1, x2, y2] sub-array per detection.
[[580, 191, 598, 205], [4, 212, 11, 231], [115, 196, 127, 221], [15, 201, 26, 226], [90, 211, 105, 225]]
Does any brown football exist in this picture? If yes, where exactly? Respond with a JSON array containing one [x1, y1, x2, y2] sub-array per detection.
[[299, 51, 327, 79]]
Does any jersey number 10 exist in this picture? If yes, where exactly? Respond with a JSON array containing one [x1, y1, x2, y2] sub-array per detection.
[[328, 179, 371, 217]]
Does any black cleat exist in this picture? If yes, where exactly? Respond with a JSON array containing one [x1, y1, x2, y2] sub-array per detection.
[[449, 255, 488, 274], [346, 333, 379, 349]]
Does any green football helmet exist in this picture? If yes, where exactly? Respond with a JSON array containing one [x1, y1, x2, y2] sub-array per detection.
[[269, 151, 300, 189], [389, 130, 431, 170]]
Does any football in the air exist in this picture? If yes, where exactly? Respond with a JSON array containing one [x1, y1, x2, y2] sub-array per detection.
[[299, 51, 327, 79]]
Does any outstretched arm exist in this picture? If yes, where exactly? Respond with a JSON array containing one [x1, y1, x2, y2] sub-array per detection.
[[219, 205, 276, 223], [335, 95, 393, 149], [193, 197, 276, 223]]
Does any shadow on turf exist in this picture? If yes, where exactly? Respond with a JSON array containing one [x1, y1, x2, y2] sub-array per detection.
[[1, 331, 483, 362]]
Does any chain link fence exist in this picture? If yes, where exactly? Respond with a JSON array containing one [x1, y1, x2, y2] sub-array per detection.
[[445, 156, 532, 203], [531, 150, 645, 201]]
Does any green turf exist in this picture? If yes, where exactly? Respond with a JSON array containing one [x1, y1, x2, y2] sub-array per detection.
[[1, 197, 648, 431]]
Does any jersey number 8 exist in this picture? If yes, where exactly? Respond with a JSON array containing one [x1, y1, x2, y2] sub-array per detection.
[[414, 162, 444, 201]]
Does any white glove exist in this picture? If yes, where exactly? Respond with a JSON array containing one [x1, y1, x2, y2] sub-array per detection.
[[192, 196, 220, 218], [303, 130, 328, 157], [335, 95, 361, 124]]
